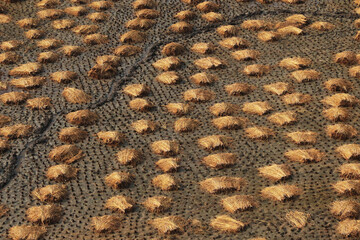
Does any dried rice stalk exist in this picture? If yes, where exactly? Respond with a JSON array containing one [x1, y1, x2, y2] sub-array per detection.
[[333, 180, 360, 195], [210, 215, 246, 233], [323, 107, 350, 122], [0, 14, 11, 24], [52, 19, 75, 30], [0, 115, 11, 127], [91, 215, 121, 233], [51, 71, 77, 83], [277, 26, 303, 36], [114, 44, 141, 56], [62, 87, 91, 104], [151, 140, 179, 156], [282, 93, 311, 105], [37, 0, 59, 8], [310, 21, 335, 31], [10, 76, 45, 89], [191, 42, 215, 54], [268, 111, 296, 126], [326, 124, 357, 140], [199, 176, 245, 194], [64, 6, 87, 16], [25, 29, 45, 40], [291, 69, 320, 83], [132, 119, 156, 134], [150, 216, 185, 235], [231, 49, 259, 61], [96, 131, 124, 145], [198, 135, 232, 150], [8, 225, 46, 240], [0, 124, 32, 138], [183, 88, 215, 102], [242, 101, 272, 115], [116, 148, 142, 165], [143, 196, 172, 213], [243, 64, 270, 76], [336, 144, 360, 160], [221, 195, 257, 213], [123, 84, 149, 97], [241, 19, 270, 31], [161, 42, 185, 56], [32, 184, 67, 202], [324, 78, 352, 92], [125, 18, 155, 30], [37, 51, 59, 63], [136, 9, 159, 19], [219, 37, 249, 49], [190, 72, 217, 85], [334, 51, 357, 65], [257, 31, 279, 42], [263, 82, 291, 96], [37, 39, 62, 49], [83, 34, 109, 45], [174, 10, 196, 21], [0, 52, 20, 64], [169, 21, 193, 33], [46, 164, 78, 182], [152, 174, 178, 190], [322, 93, 358, 107], [279, 57, 311, 70], [212, 116, 246, 130], [0, 139, 10, 152], [285, 210, 310, 228], [286, 131, 317, 144], [132, 0, 156, 9], [0, 92, 29, 105], [201, 12, 224, 23], [284, 148, 324, 163], [88, 1, 113, 11], [245, 126, 274, 140], [196, 1, 219, 12], [285, 14, 307, 26], [349, 65, 360, 78], [153, 56, 182, 71], [105, 171, 134, 189], [65, 109, 99, 126], [17, 18, 39, 29], [105, 195, 135, 213], [9, 62, 42, 76], [225, 82, 255, 96], [261, 184, 301, 201], [129, 98, 153, 111], [174, 118, 199, 132], [209, 102, 238, 116], [330, 200, 360, 219], [202, 153, 236, 169], [339, 163, 360, 179], [337, 219, 360, 236], [0, 40, 22, 51], [26, 204, 62, 224], [26, 97, 52, 110], [72, 24, 98, 35], [194, 57, 224, 69], [156, 158, 180, 172], [37, 9, 64, 19], [49, 144, 84, 164], [165, 103, 190, 115], [87, 12, 109, 22], [258, 164, 291, 182], [156, 71, 180, 85], [216, 25, 238, 37], [120, 30, 146, 43]]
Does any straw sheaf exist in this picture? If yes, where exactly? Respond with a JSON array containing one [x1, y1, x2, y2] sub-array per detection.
[[210, 215, 246, 233], [198, 135, 232, 151], [199, 176, 246, 194], [258, 164, 291, 182], [284, 148, 324, 163]]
